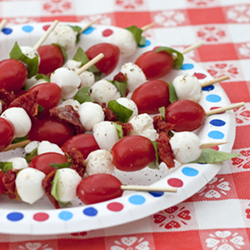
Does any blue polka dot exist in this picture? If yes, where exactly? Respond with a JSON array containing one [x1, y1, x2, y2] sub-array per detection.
[[83, 207, 98, 217], [2, 27, 13, 35], [82, 26, 94, 35], [138, 39, 151, 48], [149, 191, 164, 197], [7, 212, 24, 221], [206, 94, 222, 103], [182, 167, 199, 177], [128, 195, 146, 205], [208, 130, 225, 139], [209, 119, 226, 127], [181, 63, 194, 70], [202, 85, 215, 91], [22, 25, 34, 33], [58, 211, 73, 221]]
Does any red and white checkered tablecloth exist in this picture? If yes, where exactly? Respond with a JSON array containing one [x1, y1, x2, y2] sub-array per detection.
[[1, 0, 250, 249]]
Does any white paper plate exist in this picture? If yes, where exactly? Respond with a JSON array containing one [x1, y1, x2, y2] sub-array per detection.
[[0, 22, 235, 235]]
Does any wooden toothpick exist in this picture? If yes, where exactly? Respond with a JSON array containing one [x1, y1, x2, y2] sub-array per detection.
[[4, 140, 31, 152], [206, 102, 245, 116], [200, 75, 230, 88], [121, 185, 177, 193], [0, 19, 7, 31]]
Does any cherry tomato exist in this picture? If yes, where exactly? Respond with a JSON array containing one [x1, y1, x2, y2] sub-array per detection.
[[0, 59, 28, 92], [0, 170, 5, 197], [28, 82, 61, 113], [29, 152, 68, 175], [131, 80, 170, 114], [165, 99, 206, 132], [135, 49, 174, 80], [28, 116, 75, 146], [85, 43, 120, 76], [37, 45, 65, 76], [61, 134, 100, 159], [111, 135, 156, 172], [77, 173, 123, 204], [0, 117, 14, 152]]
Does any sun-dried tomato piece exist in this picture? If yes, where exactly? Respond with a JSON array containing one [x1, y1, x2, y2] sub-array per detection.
[[156, 132, 175, 169], [0, 89, 15, 112], [115, 121, 133, 136], [68, 148, 86, 177], [113, 71, 128, 83], [50, 105, 85, 134], [153, 115, 175, 135], [2, 169, 20, 200], [101, 103, 118, 121]]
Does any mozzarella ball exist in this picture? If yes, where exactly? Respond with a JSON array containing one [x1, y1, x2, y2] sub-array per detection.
[[120, 62, 146, 92], [116, 97, 138, 120], [169, 132, 202, 164], [93, 121, 119, 151], [78, 102, 104, 131], [79, 71, 95, 88], [173, 74, 202, 102], [7, 157, 28, 170], [85, 149, 114, 176], [50, 68, 81, 99], [50, 24, 76, 52], [20, 46, 40, 60], [16, 168, 46, 204], [58, 99, 80, 111], [129, 113, 157, 141], [89, 79, 121, 104], [56, 168, 82, 203], [37, 141, 65, 155], [1, 107, 31, 138], [24, 141, 39, 154], [110, 29, 137, 57], [25, 76, 47, 90], [67, 59, 81, 70]]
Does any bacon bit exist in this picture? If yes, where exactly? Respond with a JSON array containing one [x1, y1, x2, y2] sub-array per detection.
[[2, 169, 20, 200], [101, 103, 117, 121], [115, 121, 133, 136], [8, 89, 39, 116], [68, 148, 86, 177], [0, 89, 15, 112], [50, 105, 85, 134], [42, 169, 60, 209], [113, 71, 128, 83], [156, 132, 175, 169], [153, 115, 175, 135]]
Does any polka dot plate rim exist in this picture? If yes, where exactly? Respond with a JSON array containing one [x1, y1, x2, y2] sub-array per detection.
[[0, 22, 235, 235]]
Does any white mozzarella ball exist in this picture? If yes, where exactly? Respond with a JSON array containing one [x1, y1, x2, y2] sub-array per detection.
[[37, 141, 65, 155], [79, 71, 95, 88], [50, 68, 81, 99], [120, 62, 146, 92], [116, 97, 138, 120], [86, 149, 114, 176], [15, 168, 46, 204], [173, 74, 202, 102], [110, 29, 137, 57], [93, 121, 119, 151], [50, 24, 76, 52], [78, 102, 104, 131], [1, 107, 31, 138], [20, 46, 40, 60], [129, 113, 158, 141], [7, 157, 28, 170], [89, 79, 121, 104], [170, 132, 202, 164], [58, 99, 81, 111], [24, 141, 40, 154], [56, 168, 82, 203], [66, 59, 81, 70], [25, 77, 47, 90]]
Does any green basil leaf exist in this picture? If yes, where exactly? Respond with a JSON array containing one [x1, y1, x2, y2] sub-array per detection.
[[50, 162, 71, 169], [52, 43, 68, 63], [35, 74, 50, 82], [11, 136, 28, 144], [25, 148, 38, 163], [125, 25, 146, 46], [108, 80, 127, 97], [148, 140, 160, 169], [69, 25, 82, 44], [192, 148, 240, 164], [108, 100, 133, 123], [159, 106, 166, 120], [155, 46, 184, 70], [9, 42, 39, 78], [113, 122, 124, 139], [74, 86, 93, 104], [51, 170, 60, 201], [168, 81, 177, 103], [0, 162, 13, 173]]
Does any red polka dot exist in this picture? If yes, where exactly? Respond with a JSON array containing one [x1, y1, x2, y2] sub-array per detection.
[[107, 202, 124, 212], [33, 212, 49, 222], [193, 72, 207, 79], [102, 29, 113, 37], [167, 178, 184, 188], [42, 25, 50, 31]]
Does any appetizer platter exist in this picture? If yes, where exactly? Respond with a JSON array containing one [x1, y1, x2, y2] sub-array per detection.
[[0, 21, 238, 235]]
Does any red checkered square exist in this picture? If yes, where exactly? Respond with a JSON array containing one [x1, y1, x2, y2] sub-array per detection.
[[234, 125, 250, 149], [233, 171, 250, 199]]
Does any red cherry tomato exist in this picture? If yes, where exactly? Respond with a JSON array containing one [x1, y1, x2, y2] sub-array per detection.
[[77, 173, 123, 204], [165, 99, 206, 132], [37, 45, 65, 76], [131, 80, 170, 114], [111, 135, 156, 172], [28, 116, 74, 147], [0, 59, 28, 92], [28, 82, 61, 113], [0, 117, 14, 152], [135, 49, 174, 80], [61, 134, 100, 159], [29, 152, 68, 175], [0, 171, 5, 196], [85, 43, 120, 76]]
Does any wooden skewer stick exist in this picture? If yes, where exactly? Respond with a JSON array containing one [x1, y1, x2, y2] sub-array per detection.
[[200, 141, 229, 149], [76, 53, 104, 75], [141, 22, 155, 32], [200, 75, 230, 88], [79, 18, 100, 34], [206, 102, 245, 116], [33, 20, 59, 51], [4, 140, 31, 152], [121, 185, 177, 193], [0, 19, 7, 31]]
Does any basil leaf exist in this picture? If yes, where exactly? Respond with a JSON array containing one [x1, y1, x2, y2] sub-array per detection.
[[25, 148, 38, 163], [155, 46, 184, 70], [159, 106, 166, 120], [52, 43, 68, 63], [192, 148, 240, 164], [108, 100, 133, 123], [108, 80, 127, 97], [35, 74, 50, 82], [113, 122, 124, 138], [168, 81, 177, 103], [148, 140, 160, 169], [11, 136, 28, 144], [0, 162, 13, 173], [51, 170, 60, 201], [125, 25, 146, 46], [10, 42, 39, 78], [74, 87, 93, 103], [69, 25, 82, 44], [50, 162, 71, 169]]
